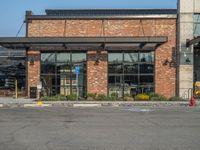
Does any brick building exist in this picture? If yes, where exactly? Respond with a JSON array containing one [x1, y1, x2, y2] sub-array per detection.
[[0, 9, 177, 98]]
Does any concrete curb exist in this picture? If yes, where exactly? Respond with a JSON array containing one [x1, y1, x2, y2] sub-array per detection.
[[0, 101, 196, 108], [48, 101, 191, 107], [23, 104, 52, 107]]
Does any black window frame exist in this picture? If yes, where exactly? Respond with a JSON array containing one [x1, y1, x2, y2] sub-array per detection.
[[40, 51, 87, 97], [108, 50, 155, 97]]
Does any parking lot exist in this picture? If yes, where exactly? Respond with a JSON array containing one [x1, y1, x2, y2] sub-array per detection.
[[0, 106, 200, 150]]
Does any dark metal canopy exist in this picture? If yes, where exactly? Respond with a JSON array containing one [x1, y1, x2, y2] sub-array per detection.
[[26, 9, 177, 20], [46, 9, 177, 16], [0, 37, 167, 51], [186, 36, 200, 47]]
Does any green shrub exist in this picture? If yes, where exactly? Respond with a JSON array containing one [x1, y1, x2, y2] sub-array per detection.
[[108, 93, 119, 101], [124, 96, 134, 101], [135, 93, 150, 101], [87, 93, 97, 100], [56, 95, 67, 101], [151, 95, 168, 101], [110, 92, 118, 98], [148, 92, 160, 98], [66, 94, 77, 101], [40, 96, 49, 101], [147, 93, 168, 101], [124, 94, 130, 97], [40, 95, 67, 101], [122, 94, 134, 101], [169, 96, 185, 101], [106, 96, 117, 101], [96, 94, 107, 101]]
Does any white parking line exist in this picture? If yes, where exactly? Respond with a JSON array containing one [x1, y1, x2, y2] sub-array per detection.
[[73, 104, 101, 107]]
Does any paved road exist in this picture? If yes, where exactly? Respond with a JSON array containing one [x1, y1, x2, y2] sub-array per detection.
[[0, 107, 200, 150]]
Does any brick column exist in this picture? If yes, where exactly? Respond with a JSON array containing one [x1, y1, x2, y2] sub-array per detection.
[[87, 50, 108, 95], [27, 50, 41, 97]]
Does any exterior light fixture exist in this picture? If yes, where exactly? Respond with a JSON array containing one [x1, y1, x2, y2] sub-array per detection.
[[95, 50, 101, 64], [95, 55, 100, 64], [163, 59, 170, 66]]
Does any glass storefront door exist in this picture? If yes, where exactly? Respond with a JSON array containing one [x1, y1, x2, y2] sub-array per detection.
[[41, 52, 86, 97]]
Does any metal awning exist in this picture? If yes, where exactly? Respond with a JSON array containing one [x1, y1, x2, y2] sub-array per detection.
[[0, 37, 167, 51], [186, 36, 200, 47]]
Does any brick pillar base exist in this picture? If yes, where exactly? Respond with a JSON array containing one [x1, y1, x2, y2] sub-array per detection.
[[27, 50, 40, 98], [87, 50, 108, 96]]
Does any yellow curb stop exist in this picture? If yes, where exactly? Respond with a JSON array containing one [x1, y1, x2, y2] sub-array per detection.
[[37, 101, 44, 105]]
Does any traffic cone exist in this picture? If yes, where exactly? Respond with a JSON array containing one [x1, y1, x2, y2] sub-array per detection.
[[189, 96, 196, 107]]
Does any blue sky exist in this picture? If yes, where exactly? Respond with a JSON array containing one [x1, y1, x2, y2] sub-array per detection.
[[0, 0, 177, 37]]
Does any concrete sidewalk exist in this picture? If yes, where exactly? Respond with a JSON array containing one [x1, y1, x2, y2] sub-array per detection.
[[0, 97, 198, 108], [0, 97, 35, 104]]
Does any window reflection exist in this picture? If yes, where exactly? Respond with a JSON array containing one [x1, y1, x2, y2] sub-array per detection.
[[56, 63, 71, 74], [108, 51, 154, 97], [194, 14, 200, 37], [108, 64, 123, 74], [109, 75, 123, 97], [41, 52, 86, 97], [124, 53, 138, 63], [124, 64, 138, 74], [140, 64, 154, 74], [41, 75, 56, 96], [0, 57, 26, 92], [139, 52, 154, 63], [57, 53, 70, 63], [140, 75, 154, 84], [72, 53, 86, 62], [41, 63, 56, 74], [41, 53, 56, 63], [108, 53, 123, 63]]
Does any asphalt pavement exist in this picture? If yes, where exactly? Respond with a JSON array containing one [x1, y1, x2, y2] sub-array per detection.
[[0, 106, 200, 150]]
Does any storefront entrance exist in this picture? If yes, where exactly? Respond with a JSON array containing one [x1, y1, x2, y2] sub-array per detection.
[[41, 52, 86, 97]]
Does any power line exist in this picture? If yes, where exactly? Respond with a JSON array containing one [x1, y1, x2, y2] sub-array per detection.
[[16, 21, 25, 37]]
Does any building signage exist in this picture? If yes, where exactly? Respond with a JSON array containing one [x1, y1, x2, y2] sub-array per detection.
[[74, 66, 80, 75]]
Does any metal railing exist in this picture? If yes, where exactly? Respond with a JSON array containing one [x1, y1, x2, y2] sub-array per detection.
[[182, 88, 193, 100]]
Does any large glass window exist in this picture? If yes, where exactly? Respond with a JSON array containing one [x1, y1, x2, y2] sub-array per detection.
[[108, 51, 154, 97], [194, 14, 200, 37], [0, 48, 26, 95], [41, 52, 86, 97]]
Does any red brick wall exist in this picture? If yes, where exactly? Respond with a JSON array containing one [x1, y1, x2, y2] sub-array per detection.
[[28, 18, 176, 98], [87, 51, 108, 95], [154, 20, 176, 98], [0, 90, 26, 97], [27, 50, 40, 98]]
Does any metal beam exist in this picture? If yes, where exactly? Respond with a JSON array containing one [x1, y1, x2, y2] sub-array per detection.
[[186, 36, 200, 47], [0, 37, 167, 44], [0, 37, 168, 50]]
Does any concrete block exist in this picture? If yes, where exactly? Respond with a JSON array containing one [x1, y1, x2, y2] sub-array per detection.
[[194, 0, 200, 12], [178, 0, 194, 13]]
